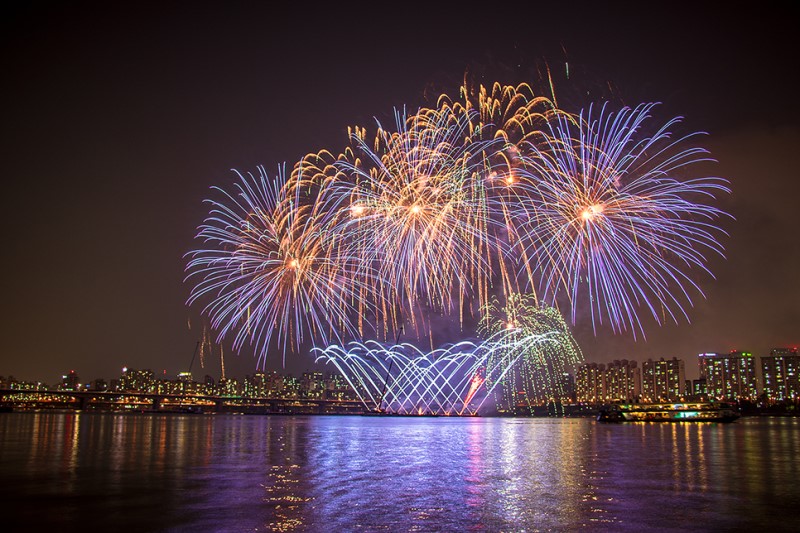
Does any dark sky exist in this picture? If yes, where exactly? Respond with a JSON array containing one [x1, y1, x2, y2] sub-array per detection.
[[2, 1, 798, 384]]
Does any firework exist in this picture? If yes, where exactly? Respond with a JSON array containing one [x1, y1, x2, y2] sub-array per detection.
[[313, 327, 569, 416], [479, 293, 583, 414], [437, 79, 559, 145], [184, 165, 371, 366], [318, 104, 508, 333], [185, 81, 730, 377], [435, 81, 570, 296], [514, 102, 730, 338]]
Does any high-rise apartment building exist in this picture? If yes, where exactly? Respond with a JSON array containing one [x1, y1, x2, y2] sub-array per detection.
[[641, 358, 685, 401], [119, 368, 155, 392], [699, 351, 758, 401], [697, 352, 721, 380], [691, 377, 707, 398], [217, 376, 241, 396], [575, 360, 640, 403], [301, 371, 325, 399], [761, 347, 799, 402], [575, 362, 604, 403], [60, 370, 81, 391], [558, 372, 576, 403], [244, 372, 269, 397], [603, 360, 641, 401]]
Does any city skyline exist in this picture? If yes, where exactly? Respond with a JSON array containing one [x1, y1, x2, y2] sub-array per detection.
[[4, 346, 797, 392], [2, 2, 798, 383]]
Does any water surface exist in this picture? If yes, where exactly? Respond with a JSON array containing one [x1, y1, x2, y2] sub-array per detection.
[[1, 412, 798, 531]]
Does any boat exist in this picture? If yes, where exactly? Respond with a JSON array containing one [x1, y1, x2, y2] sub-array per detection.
[[597, 402, 740, 423]]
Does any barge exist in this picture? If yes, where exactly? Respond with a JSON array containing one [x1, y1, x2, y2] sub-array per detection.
[[597, 402, 740, 423]]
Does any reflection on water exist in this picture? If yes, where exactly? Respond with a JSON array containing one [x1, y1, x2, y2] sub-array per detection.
[[1, 412, 798, 532]]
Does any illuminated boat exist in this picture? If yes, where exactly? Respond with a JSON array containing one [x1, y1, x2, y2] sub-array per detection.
[[596, 402, 740, 423]]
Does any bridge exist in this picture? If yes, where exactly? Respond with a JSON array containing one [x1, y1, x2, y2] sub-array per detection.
[[0, 388, 368, 415]]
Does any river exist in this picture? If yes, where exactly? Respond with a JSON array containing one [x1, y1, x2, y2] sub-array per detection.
[[1, 411, 798, 532]]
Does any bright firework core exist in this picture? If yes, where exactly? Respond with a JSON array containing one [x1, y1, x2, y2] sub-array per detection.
[[580, 204, 604, 221]]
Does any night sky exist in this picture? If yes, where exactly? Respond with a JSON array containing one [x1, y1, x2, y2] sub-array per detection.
[[2, 1, 798, 384]]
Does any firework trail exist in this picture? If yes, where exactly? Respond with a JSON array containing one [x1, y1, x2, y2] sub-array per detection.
[[514, 102, 730, 339]]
